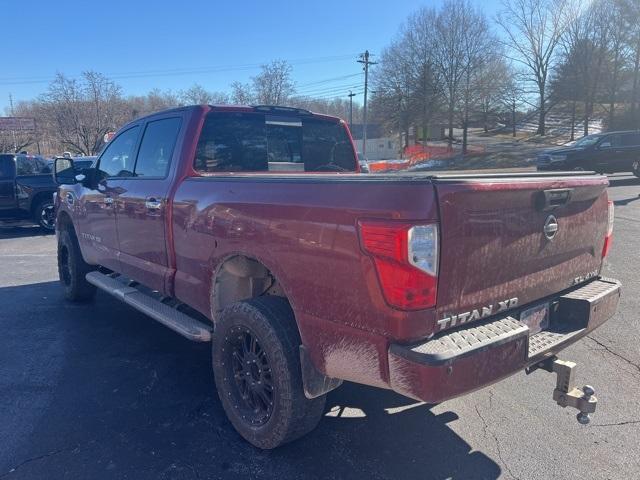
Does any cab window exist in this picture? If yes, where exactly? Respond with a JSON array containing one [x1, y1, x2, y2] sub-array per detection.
[[194, 112, 356, 173], [0, 155, 15, 178], [16, 156, 36, 176], [97, 127, 140, 178], [134, 117, 182, 177]]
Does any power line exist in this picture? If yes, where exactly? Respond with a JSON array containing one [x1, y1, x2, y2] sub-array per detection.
[[0, 54, 360, 87], [296, 83, 363, 96], [303, 89, 364, 100], [296, 73, 362, 89]]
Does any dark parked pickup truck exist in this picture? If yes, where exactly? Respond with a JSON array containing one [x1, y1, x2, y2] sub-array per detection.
[[53, 105, 620, 449], [536, 130, 640, 175], [0, 153, 57, 231]]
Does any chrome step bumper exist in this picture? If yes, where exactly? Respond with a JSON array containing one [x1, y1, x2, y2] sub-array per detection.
[[388, 278, 621, 403]]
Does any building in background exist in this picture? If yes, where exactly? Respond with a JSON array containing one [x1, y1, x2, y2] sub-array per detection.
[[349, 124, 399, 161]]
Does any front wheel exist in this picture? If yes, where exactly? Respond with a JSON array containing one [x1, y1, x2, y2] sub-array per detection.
[[633, 160, 640, 178], [57, 229, 97, 302], [34, 199, 55, 232], [212, 297, 326, 449]]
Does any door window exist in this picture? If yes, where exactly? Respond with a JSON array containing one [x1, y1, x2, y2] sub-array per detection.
[[16, 156, 36, 175], [134, 117, 182, 177], [621, 133, 640, 147], [606, 135, 623, 148], [0, 155, 15, 178], [97, 127, 140, 178]]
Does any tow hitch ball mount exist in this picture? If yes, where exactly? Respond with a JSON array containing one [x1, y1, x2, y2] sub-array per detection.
[[529, 357, 597, 424]]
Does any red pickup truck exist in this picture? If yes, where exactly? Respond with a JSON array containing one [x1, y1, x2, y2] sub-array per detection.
[[53, 105, 620, 449]]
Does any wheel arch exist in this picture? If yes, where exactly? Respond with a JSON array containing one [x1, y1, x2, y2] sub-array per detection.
[[30, 190, 54, 214], [56, 209, 75, 233], [208, 252, 303, 331]]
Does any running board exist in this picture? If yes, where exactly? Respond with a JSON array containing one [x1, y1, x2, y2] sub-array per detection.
[[86, 271, 212, 342]]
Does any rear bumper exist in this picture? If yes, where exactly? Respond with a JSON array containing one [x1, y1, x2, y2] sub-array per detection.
[[388, 278, 621, 403]]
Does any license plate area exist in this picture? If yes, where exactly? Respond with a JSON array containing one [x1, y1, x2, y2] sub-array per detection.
[[520, 303, 550, 334]]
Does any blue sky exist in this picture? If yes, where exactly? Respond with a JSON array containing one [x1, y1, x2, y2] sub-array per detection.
[[1, 0, 501, 112]]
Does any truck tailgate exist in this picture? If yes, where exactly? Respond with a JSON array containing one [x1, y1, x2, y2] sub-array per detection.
[[433, 174, 609, 329]]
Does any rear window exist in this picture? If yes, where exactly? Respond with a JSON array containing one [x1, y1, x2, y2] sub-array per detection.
[[194, 112, 356, 173]]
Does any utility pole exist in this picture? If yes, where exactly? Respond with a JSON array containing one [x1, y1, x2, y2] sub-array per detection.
[[9, 93, 17, 153], [357, 50, 377, 157], [347, 90, 356, 129]]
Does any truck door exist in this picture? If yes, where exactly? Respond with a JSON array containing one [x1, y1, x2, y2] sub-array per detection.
[[596, 134, 626, 172], [114, 116, 182, 293], [0, 155, 16, 211], [619, 132, 640, 172], [78, 126, 140, 272]]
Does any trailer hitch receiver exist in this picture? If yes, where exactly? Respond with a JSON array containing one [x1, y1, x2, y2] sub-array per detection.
[[549, 359, 597, 424]]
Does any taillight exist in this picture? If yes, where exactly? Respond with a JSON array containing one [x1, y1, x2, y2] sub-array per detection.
[[359, 221, 438, 310], [602, 200, 614, 258]]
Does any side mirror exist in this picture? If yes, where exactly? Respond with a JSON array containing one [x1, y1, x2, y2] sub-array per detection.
[[53, 157, 77, 185], [599, 142, 611, 149]]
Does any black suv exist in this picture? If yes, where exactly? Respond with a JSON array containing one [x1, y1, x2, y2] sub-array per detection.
[[536, 130, 640, 176], [0, 153, 58, 231]]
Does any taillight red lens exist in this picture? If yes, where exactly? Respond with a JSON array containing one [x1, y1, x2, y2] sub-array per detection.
[[359, 221, 438, 310], [602, 200, 614, 258]]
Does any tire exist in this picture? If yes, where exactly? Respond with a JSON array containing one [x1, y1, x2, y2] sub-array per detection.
[[212, 296, 326, 449], [633, 160, 640, 178], [34, 199, 55, 232], [57, 229, 97, 302]]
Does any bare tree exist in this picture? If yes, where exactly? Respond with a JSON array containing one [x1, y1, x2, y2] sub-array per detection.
[[372, 38, 416, 151], [560, 0, 612, 135], [620, 0, 640, 127], [179, 84, 229, 105], [401, 8, 446, 145], [39, 72, 127, 155], [496, 0, 570, 135], [231, 81, 253, 104], [251, 60, 295, 105], [431, 0, 496, 150], [601, 0, 630, 127], [475, 56, 512, 133]]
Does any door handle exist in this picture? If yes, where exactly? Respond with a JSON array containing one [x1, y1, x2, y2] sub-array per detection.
[[145, 198, 162, 210]]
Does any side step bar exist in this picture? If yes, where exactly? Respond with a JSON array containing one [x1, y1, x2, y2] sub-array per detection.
[[86, 271, 212, 342]]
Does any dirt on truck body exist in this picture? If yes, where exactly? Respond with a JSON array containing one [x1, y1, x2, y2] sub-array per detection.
[[53, 104, 620, 448]]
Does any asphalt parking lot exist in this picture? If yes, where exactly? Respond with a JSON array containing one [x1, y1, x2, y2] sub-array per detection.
[[1, 174, 638, 480]]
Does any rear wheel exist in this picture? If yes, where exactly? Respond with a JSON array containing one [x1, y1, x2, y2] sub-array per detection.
[[34, 199, 55, 232], [57, 229, 97, 301], [633, 160, 640, 178], [212, 297, 326, 449]]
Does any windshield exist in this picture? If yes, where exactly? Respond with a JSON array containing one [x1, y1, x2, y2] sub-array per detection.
[[573, 134, 603, 147]]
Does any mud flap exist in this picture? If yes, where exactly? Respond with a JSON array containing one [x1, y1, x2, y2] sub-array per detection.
[[300, 345, 343, 399]]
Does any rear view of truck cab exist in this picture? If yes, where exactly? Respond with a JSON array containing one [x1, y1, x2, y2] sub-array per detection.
[[53, 105, 620, 449]]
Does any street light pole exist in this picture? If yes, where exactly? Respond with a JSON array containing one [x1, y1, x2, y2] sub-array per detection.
[[347, 90, 356, 129]]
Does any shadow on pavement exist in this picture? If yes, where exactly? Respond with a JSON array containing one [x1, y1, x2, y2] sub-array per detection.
[[0, 225, 52, 239], [613, 196, 640, 206], [608, 176, 640, 188], [0, 281, 500, 480]]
